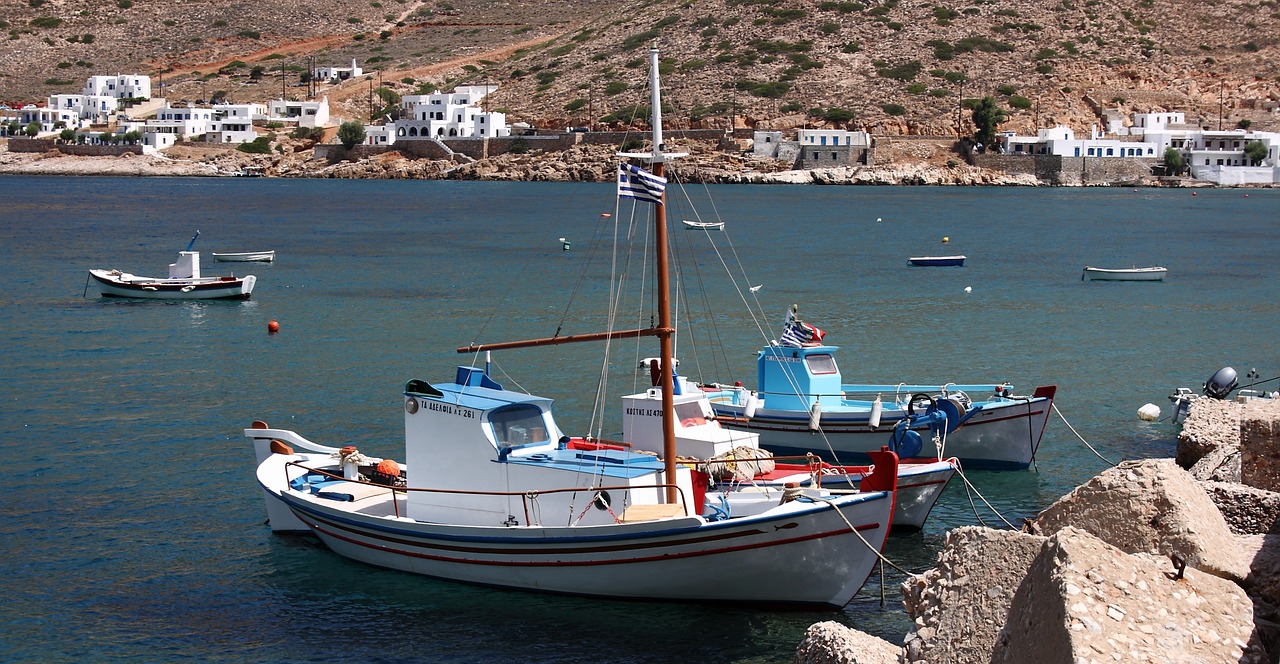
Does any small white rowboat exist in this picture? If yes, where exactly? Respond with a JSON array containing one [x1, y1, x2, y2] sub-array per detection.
[[212, 251, 275, 263], [1082, 266, 1166, 281]]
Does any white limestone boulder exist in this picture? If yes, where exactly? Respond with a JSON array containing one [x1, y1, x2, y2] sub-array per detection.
[[991, 526, 1263, 663], [792, 621, 901, 664]]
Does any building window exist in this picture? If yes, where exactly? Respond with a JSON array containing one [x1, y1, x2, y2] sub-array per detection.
[[1106, 148, 1114, 156]]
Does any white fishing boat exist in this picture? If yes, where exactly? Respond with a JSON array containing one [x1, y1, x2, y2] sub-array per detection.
[[212, 250, 275, 263], [245, 46, 899, 608], [1082, 265, 1166, 281], [682, 219, 724, 230], [88, 232, 256, 300]]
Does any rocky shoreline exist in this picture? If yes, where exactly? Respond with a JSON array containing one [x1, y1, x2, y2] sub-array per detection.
[[794, 396, 1280, 664], [0, 138, 1216, 187]]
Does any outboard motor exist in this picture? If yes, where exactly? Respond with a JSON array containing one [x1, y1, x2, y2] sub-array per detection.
[[1203, 367, 1238, 400]]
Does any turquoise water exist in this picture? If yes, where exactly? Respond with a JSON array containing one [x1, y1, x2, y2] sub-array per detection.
[[2, 176, 1277, 662]]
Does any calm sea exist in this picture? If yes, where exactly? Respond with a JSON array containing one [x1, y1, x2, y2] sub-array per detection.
[[2, 176, 1277, 662]]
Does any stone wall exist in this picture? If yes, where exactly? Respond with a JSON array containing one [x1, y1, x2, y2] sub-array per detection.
[[971, 152, 1154, 185], [8, 138, 144, 156]]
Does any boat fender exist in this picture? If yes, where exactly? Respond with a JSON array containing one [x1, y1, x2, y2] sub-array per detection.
[[808, 402, 821, 431], [869, 395, 883, 430], [744, 394, 761, 419]]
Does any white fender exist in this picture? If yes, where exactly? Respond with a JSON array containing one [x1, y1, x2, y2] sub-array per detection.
[[744, 394, 760, 419], [809, 401, 821, 431], [869, 394, 883, 430]]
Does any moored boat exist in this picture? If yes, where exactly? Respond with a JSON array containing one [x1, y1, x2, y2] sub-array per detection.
[[88, 232, 256, 300], [703, 307, 1056, 470], [212, 250, 275, 263], [245, 46, 900, 608], [682, 219, 724, 230], [908, 255, 966, 267], [1082, 265, 1166, 281]]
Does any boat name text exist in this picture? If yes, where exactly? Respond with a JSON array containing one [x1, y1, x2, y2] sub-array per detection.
[[425, 401, 478, 418]]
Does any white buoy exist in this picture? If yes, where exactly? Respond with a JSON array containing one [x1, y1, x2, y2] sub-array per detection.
[[808, 401, 822, 430], [1137, 403, 1161, 421], [964, 286, 972, 293], [869, 394, 883, 430], [876, 217, 882, 222]]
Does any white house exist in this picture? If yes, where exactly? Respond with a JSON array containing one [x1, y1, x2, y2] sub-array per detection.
[[363, 124, 395, 145], [204, 103, 265, 144], [996, 125, 1160, 159], [47, 93, 118, 126], [17, 105, 80, 135], [266, 96, 330, 128], [83, 74, 151, 100], [753, 130, 783, 158], [145, 104, 216, 139], [796, 128, 869, 148], [314, 59, 363, 82], [1183, 130, 1280, 184], [380, 85, 509, 143]]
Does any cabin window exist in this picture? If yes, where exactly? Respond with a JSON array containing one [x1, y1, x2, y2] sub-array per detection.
[[674, 401, 707, 427], [805, 353, 838, 375], [489, 404, 550, 449]]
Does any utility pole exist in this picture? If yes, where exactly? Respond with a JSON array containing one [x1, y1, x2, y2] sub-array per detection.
[[280, 64, 286, 101], [369, 78, 374, 121]]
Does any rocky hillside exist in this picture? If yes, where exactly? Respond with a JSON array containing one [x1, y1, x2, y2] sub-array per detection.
[[4, 0, 1278, 137]]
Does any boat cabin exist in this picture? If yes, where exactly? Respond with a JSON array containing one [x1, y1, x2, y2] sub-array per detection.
[[169, 251, 201, 279], [621, 374, 760, 459], [403, 366, 694, 526], [757, 343, 843, 411]]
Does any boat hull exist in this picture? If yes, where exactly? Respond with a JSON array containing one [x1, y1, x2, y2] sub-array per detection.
[[1082, 266, 1166, 281], [212, 251, 275, 262], [90, 269, 256, 300], [760, 459, 955, 530], [711, 390, 1054, 470], [258, 454, 894, 608], [908, 256, 965, 267]]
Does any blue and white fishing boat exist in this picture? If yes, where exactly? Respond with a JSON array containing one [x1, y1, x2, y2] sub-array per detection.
[[702, 306, 1056, 470], [245, 47, 900, 608]]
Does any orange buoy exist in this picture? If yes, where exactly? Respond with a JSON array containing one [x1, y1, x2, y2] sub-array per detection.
[[267, 319, 280, 334], [376, 459, 400, 476]]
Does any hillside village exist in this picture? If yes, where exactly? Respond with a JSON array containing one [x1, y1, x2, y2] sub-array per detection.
[[2, 0, 1279, 185]]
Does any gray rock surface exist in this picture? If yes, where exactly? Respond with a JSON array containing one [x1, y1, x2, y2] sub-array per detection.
[[1032, 458, 1252, 582], [900, 527, 1046, 664], [1204, 481, 1280, 535], [991, 527, 1263, 664], [792, 621, 902, 664], [1177, 397, 1243, 468], [1241, 399, 1280, 492]]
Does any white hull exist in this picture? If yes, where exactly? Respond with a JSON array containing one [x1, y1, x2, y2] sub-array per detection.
[[213, 251, 275, 263], [89, 269, 256, 300], [682, 220, 724, 230], [757, 459, 955, 530], [255, 448, 894, 607], [712, 398, 1052, 470], [1082, 266, 1166, 281]]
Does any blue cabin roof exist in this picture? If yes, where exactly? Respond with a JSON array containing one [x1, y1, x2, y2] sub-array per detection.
[[757, 343, 844, 411]]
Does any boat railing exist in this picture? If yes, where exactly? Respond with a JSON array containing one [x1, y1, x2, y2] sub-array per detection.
[[282, 460, 691, 524]]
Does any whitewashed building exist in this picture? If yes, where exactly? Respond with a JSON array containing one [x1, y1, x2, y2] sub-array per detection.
[[314, 59, 363, 82], [47, 93, 118, 126], [83, 74, 151, 100], [266, 96, 329, 128], [17, 105, 80, 135], [204, 103, 265, 144], [147, 104, 216, 139], [363, 124, 395, 145], [797, 128, 870, 148], [375, 85, 509, 144], [996, 125, 1160, 159]]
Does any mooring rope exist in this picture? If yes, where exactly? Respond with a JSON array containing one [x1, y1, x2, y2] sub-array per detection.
[[813, 495, 915, 576], [952, 465, 1018, 530], [1053, 402, 1118, 467]]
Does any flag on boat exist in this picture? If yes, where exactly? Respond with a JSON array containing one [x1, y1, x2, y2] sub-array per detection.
[[779, 304, 826, 347], [617, 163, 666, 205]]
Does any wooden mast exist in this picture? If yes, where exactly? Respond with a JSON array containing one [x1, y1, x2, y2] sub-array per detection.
[[645, 44, 679, 504]]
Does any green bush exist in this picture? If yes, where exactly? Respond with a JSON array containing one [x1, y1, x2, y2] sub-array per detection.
[[603, 81, 628, 95], [237, 137, 273, 154], [1009, 95, 1032, 109], [565, 98, 587, 112], [116, 0, 132, 7], [30, 16, 62, 28], [997, 83, 1018, 95], [877, 60, 922, 81], [881, 103, 906, 116]]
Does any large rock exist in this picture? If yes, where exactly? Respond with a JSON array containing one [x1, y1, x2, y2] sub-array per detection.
[[1241, 399, 1280, 492], [992, 527, 1263, 663], [1177, 397, 1242, 468], [1204, 481, 1280, 535], [1032, 458, 1251, 582], [792, 621, 901, 664], [901, 527, 1046, 664]]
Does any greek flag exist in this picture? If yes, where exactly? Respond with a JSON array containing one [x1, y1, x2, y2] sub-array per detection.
[[779, 305, 826, 347], [617, 163, 666, 205]]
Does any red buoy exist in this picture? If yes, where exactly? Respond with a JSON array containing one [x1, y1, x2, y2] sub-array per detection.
[[267, 320, 280, 334]]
